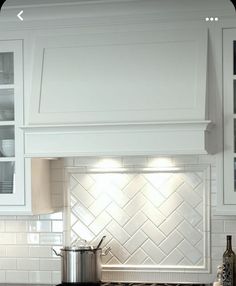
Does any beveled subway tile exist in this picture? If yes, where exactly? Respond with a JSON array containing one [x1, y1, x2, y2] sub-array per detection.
[[52, 271, 61, 284], [123, 212, 147, 236], [28, 221, 51, 232], [0, 233, 16, 244], [161, 248, 184, 265], [29, 271, 52, 284], [0, 221, 5, 232], [5, 271, 29, 283], [39, 258, 60, 271], [124, 230, 147, 254], [29, 246, 52, 258], [106, 221, 130, 245], [16, 233, 39, 245], [6, 246, 29, 257], [0, 258, 17, 270], [17, 258, 40, 270], [68, 169, 209, 271], [5, 221, 27, 232], [72, 173, 95, 189], [159, 231, 183, 254], [0, 246, 6, 257], [39, 233, 63, 245], [0, 270, 5, 282]]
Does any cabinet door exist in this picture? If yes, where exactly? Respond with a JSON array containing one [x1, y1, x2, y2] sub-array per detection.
[[0, 40, 24, 205], [222, 29, 236, 205], [29, 27, 208, 125]]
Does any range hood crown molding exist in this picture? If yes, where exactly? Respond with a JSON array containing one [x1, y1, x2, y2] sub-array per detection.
[[23, 120, 213, 158]]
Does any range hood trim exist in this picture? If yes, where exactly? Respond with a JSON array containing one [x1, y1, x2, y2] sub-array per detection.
[[22, 120, 213, 157]]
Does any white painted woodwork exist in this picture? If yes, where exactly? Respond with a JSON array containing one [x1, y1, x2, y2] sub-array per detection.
[[23, 121, 212, 157], [0, 40, 25, 206], [30, 27, 208, 125], [0, 40, 54, 214], [216, 28, 236, 212]]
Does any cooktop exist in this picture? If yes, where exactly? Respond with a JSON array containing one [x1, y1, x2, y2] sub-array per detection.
[[102, 283, 210, 286], [57, 283, 211, 286]]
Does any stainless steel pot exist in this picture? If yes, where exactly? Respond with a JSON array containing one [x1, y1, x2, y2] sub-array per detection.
[[53, 236, 110, 284]]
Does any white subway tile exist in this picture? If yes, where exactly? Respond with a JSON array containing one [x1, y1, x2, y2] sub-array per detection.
[[0, 233, 16, 244], [6, 246, 29, 257], [29, 271, 52, 284], [28, 221, 51, 232], [0, 216, 16, 220], [0, 270, 5, 282], [0, 247, 6, 257], [52, 271, 61, 284], [0, 258, 17, 269], [40, 233, 63, 245], [63, 157, 74, 167], [29, 246, 52, 258], [39, 258, 60, 271], [16, 233, 39, 244], [5, 221, 27, 232], [0, 221, 5, 232], [6, 271, 29, 283], [17, 258, 39, 270], [73, 157, 99, 167]]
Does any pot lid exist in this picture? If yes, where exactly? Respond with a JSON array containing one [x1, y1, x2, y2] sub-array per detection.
[[63, 245, 93, 251]]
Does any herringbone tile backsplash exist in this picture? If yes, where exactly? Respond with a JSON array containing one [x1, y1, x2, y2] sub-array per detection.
[[66, 161, 209, 272]]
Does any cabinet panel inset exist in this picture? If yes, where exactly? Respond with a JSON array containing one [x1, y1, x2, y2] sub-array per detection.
[[0, 162, 14, 194], [0, 89, 14, 121], [0, 53, 14, 85], [30, 28, 208, 124]]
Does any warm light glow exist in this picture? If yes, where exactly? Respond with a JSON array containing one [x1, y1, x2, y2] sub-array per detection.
[[148, 157, 173, 168], [94, 158, 122, 169]]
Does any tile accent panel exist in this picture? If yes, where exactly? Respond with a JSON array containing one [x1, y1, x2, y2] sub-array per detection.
[[65, 162, 210, 274]]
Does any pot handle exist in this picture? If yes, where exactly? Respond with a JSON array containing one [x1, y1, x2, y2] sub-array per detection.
[[102, 247, 111, 256], [52, 248, 63, 257]]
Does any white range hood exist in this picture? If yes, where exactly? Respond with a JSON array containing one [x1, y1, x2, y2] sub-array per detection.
[[9, 0, 230, 157]]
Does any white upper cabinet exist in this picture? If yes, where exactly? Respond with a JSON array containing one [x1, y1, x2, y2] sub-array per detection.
[[0, 40, 25, 206], [0, 38, 54, 214], [218, 28, 236, 212], [29, 26, 208, 125]]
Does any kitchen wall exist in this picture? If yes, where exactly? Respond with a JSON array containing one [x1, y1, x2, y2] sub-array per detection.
[[0, 212, 63, 284], [0, 155, 234, 284]]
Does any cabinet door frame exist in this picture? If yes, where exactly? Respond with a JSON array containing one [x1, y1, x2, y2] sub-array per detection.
[[0, 40, 25, 205], [222, 29, 236, 204]]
